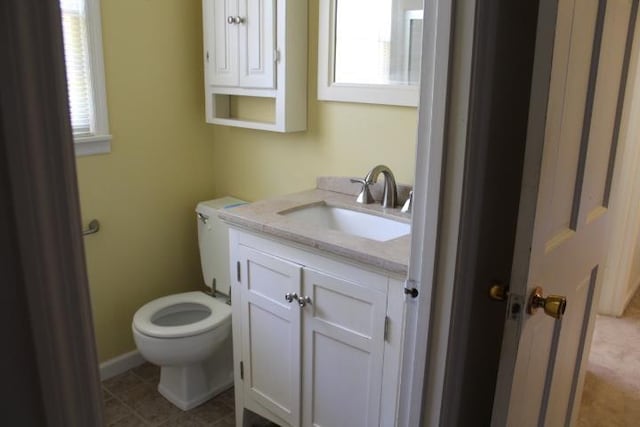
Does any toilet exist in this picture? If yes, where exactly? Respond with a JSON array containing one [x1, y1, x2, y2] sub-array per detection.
[[132, 197, 245, 410]]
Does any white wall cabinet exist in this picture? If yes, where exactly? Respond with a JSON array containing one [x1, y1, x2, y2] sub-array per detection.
[[207, 0, 275, 89], [202, 0, 307, 132], [229, 229, 405, 427]]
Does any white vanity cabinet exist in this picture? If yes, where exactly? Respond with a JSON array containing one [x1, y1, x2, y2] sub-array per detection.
[[229, 229, 405, 427], [202, 0, 307, 132], [235, 245, 302, 426]]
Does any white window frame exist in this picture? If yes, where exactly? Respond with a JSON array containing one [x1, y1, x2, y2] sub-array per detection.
[[62, 0, 111, 156], [317, 0, 421, 107]]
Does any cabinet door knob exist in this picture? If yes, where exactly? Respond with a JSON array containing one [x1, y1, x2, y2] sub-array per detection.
[[285, 292, 298, 303], [227, 16, 235, 24], [234, 16, 245, 24], [298, 296, 312, 308]]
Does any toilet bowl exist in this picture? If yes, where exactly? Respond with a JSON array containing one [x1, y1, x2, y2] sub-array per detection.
[[132, 291, 233, 410], [131, 197, 245, 411]]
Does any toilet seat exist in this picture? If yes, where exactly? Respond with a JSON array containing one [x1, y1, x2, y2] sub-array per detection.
[[133, 291, 231, 339]]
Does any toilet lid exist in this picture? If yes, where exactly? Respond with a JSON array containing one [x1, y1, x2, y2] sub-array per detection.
[[133, 291, 231, 338]]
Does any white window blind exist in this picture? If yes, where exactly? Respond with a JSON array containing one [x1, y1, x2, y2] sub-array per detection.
[[59, 0, 110, 155], [60, 0, 94, 135]]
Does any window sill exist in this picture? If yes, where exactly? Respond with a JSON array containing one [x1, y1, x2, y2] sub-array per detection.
[[74, 134, 112, 157]]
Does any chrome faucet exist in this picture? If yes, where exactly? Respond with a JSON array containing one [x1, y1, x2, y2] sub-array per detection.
[[350, 177, 375, 204], [366, 165, 398, 208], [352, 165, 398, 208], [401, 190, 413, 213]]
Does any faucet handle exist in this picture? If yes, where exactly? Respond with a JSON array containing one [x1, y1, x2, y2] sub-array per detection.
[[401, 190, 413, 213], [350, 178, 375, 204]]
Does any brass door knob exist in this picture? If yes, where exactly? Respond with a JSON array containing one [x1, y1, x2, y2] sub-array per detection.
[[489, 283, 508, 301], [527, 286, 567, 320]]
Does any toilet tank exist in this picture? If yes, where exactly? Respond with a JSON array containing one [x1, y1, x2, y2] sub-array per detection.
[[196, 197, 246, 296]]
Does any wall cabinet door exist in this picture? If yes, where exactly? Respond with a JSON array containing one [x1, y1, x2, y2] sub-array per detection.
[[238, 0, 275, 88], [206, 0, 275, 89], [207, 0, 239, 87], [237, 245, 302, 426], [301, 268, 387, 427]]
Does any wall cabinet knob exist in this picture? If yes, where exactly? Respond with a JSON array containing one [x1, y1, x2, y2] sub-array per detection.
[[298, 296, 312, 308], [285, 292, 298, 303], [227, 16, 244, 24]]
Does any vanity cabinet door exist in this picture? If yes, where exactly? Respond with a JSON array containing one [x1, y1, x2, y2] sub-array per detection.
[[301, 268, 387, 427], [237, 245, 302, 427]]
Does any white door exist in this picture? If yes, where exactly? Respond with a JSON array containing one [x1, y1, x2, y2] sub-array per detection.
[[301, 268, 387, 427], [238, 246, 302, 426], [492, 0, 633, 425], [207, 0, 240, 86], [238, 0, 276, 88]]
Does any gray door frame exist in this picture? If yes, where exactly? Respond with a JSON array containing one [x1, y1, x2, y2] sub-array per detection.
[[401, 0, 543, 425]]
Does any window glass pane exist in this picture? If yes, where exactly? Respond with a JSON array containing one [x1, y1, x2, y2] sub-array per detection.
[[334, 0, 393, 85], [333, 0, 422, 86]]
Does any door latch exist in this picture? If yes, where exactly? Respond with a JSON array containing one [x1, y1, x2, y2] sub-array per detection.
[[404, 279, 419, 298]]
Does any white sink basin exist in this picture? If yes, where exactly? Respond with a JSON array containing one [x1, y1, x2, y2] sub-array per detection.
[[281, 204, 410, 242]]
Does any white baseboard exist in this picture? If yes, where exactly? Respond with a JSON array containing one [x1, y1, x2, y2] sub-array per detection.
[[99, 350, 146, 381]]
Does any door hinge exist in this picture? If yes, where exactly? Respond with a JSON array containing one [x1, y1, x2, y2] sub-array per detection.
[[274, 49, 281, 63], [384, 316, 390, 341], [236, 261, 241, 282], [404, 279, 419, 298], [240, 361, 244, 380]]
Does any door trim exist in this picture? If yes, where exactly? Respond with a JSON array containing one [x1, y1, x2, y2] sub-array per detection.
[[438, 0, 541, 424], [399, 0, 475, 425]]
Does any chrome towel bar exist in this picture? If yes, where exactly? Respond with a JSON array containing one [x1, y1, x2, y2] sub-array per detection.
[[82, 219, 100, 236]]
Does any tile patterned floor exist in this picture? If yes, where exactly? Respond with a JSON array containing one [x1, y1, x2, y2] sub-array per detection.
[[102, 363, 272, 426], [109, 292, 639, 427]]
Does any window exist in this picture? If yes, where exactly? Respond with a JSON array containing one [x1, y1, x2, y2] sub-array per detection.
[[60, 0, 111, 156]]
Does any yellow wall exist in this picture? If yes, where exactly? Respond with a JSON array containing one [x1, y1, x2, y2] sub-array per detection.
[[77, 0, 217, 361], [80, 0, 418, 363], [212, 0, 418, 200]]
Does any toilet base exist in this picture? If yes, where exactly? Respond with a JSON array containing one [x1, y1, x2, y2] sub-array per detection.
[[155, 334, 234, 411], [158, 367, 233, 411]]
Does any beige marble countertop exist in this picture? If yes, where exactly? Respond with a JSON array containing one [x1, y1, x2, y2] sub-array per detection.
[[219, 178, 412, 275]]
